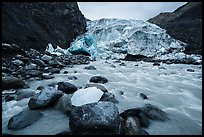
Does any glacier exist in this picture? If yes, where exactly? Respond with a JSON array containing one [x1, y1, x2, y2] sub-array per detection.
[[45, 18, 201, 62]]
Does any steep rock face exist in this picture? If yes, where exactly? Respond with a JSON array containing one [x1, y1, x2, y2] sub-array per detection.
[[2, 2, 87, 51], [148, 2, 202, 55]]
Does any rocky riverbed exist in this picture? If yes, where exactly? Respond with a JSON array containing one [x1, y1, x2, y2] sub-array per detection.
[[2, 43, 202, 135]]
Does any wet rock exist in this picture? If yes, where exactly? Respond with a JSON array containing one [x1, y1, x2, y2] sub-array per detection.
[[90, 76, 108, 84], [63, 71, 68, 74], [5, 95, 16, 102], [7, 108, 43, 130], [85, 83, 108, 92], [141, 104, 169, 121], [110, 64, 116, 68], [48, 59, 64, 68], [16, 89, 35, 101], [120, 108, 150, 128], [28, 87, 62, 110], [69, 101, 121, 135], [138, 129, 149, 135], [139, 93, 148, 99], [123, 54, 150, 61], [50, 68, 60, 74], [54, 94, 73, 115], [84, 65, 96, 70], [187, 69, 194, 72], [58, 82, 78, 94], [2, 76, 26, 91], [114, 60, 121, 63], [67, 76, 78, 80], [12, 59, 24, 66], [119, 62, 126, 66], [159, 66, 166, 69], [41, 74, 55, 79], [37, 86, 44, 90], [100, 92, 118, 103], [124, 116, 141, 135]]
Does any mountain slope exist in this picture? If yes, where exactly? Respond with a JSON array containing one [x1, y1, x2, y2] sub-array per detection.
[[2, 2, 87, 51], [148, 2, 202, 55]]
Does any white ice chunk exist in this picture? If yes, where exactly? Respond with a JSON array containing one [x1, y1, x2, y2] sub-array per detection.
[[46, 43, 54, 53], [71, 87, 104, 106]]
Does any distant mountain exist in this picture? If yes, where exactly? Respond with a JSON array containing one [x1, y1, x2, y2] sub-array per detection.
[[2, 2, 87, 51], [148, 2, 202, 55]]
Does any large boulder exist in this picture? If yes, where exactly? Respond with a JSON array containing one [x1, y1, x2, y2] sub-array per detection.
[[28, 87, 62, 110], [7, 108, 43, 130], [85, 83, 108, 92], [2, 2, 87, 51], [16, 89, 35, 101], [69, 101, 121, 135], [2, 76, 26, 91]]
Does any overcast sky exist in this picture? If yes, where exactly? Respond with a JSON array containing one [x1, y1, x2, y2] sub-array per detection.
[[78, 2, 187, 21]]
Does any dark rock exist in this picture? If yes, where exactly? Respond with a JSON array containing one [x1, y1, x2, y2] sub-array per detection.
[[84, 65, 96, 70], [114, 60, 121, 63], [67, 76, 78, 80], [5, 95, 16, 102], [50, 68, 60, 74], [100, 92, 118, 103], [69, 101, 121, 135], [63, 71, 68, 74], [124, 116, 141, 135], [12, 59, 24, 66], [140, 104, 169, 121], [2, 76, 26, 91], [41, 74, 55, 79], [90, 76, 108, 84], [25, 70, 42, 77], [58, 82, 77, 94], [138, 129, 149, 135], [16, 89, 35, 101], [119, 91, 124, 95], [123, 54, 150, 61], [25, 63, 38, 70], [41, 54, 52, 63], [159, 66, 166, 69], [28, 87, 62, 110], [2, 2, 86, 52], [85, 83, 108, 92], [148, 2, 202, 55], [37, 86, 44, 90], [119, 62, 126, 66], [187, 69, 194, 72], [139, 93, 148, 99], [34, 59, 46, 67], [56, 131, 72, 135], [48, 59, 64, 68], [7, 108, 43, 130], [153, 62, 160, 66], [120, 108, 150, 128]]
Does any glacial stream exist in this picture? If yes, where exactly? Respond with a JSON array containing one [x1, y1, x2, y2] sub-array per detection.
[[2, 59, 202, 135]]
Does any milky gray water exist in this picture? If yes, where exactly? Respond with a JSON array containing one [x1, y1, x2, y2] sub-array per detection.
[[2, 60, 202, 135]]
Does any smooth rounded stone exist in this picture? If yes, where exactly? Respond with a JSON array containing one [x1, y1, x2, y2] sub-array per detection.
[[41, 74, 55, 79], [34, 59, 46, 67], [84, 65, 96, 70], [139, 93, 148, 99], [16, 89, 35, 101], [12, 59, 24, 66], [120, 108, 150, 128], [85, 83, 108, 92], [187, 69, 195, 72], [100, 92, 118, 103], [2, 76, 26, 91], [7, 108, 43, 130], [25, 63, 38, 70], [89, 76, 108, 84], [28, 87, 62, 110], [119, 90, 124, 95], [159, 66, 166, 69], [114, 60, 121, 63], [41, 54, 52, 62], [37, 86, 44, 90], [54, 94, 73, 115], [67, 76, 78, 80], [124, 116, 141, 135], [5, 95, 16, 102], [110, 64, 116, 68], [69, 101, 121, 135], [153, 62, 160, 66], [58, 82, 78, 94], [140, 104, 169, 121]]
